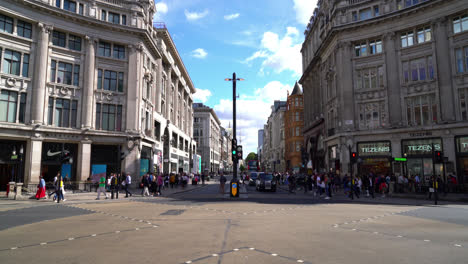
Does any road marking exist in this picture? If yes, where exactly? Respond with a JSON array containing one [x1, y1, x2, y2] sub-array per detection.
[[212, 253, 218, 257], [233, 248, 239, 251], [352, 229, 356, 231], [40, 242, 47, 246], [91, 234, 97, 237], [249, 248, 255, 250], [454, 244, 462, 247], [271, 253, 278, 256], [153, 226, 158, 228], [373, 232, 379, 234], [185, 261, 192, 263], [68, 238, 74, 240], [115, 231, 120, 233], [11, 247, 17, 250], [135, 228, 140, 230], [424, 240, 430, 242], [297, 260, 304, 263], [397, 235, 403, 238]]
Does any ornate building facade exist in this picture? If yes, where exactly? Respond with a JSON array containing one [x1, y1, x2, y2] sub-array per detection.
[[262, 101, 286, 172], [193, 103, 221, 173], [0, 0, 195, 191], [300, 0, 468, 187], [285, 82, 304, 172]]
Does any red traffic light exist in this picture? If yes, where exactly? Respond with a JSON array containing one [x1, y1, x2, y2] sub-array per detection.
[[352, 152, 357, 158]]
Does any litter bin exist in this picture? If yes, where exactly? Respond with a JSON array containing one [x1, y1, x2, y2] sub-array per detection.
[[230, 178, 240, 198]]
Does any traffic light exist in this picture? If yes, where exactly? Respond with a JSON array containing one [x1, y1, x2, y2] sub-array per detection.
[[231, 139, 237, 161], [236, 145, 243, 160], [434, 151, 443, 163], [61, 150, 72, 164], [350, 152, 357, 164]]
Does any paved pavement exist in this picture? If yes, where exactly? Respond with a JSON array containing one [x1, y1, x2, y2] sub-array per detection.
[[0, 174, 467, 264]]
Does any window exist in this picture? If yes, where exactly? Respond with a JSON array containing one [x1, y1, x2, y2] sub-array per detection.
[[295, 127, 300, 136], [97, 69, 124, 92], [79, 3, 84, 15], [295, 112, 299, 121], [359, 102, 384, 129], [2, 50, 21, 76], [359, 8, 372, 21], [355, 43, 367, 57], [146, 82, 151, 100], [101, 10, 107, 21], [397, 0, 403, 10], [98, 42, 111, 57], [417, 27, 431, 44], [0, 14, 13, 34], [369, 40, 382, 55], [63, 0, 76, 12], [460, 89, 468, 120], [22, 54, 29, 77], [154, 121, 161, 140], [0, 90, 17, 123], [108, 12, 120, 24], [455, 47, 468, 73], [401, 31, 414, 48], [73, 65, 80, 86], [352, 11, 358, 22], [18, 93, 26, 123], [403, 56, 434, 83], [50, 60, 56, 82], [122, 15, 126, 25], [57, 62, 72, 84], [52, 31, 67, 47], [406, 94, 438, 126], [68, 34, 81, 51], [17, 20, 32, 38], [56, 0, 61, 8], [113, 44, 125, 59], [374, 6, 379, 16], [453, 15, 468, 34], [355, 66, 385, 89], [95, 103, 122, 131], [48, 98, 78, 128]]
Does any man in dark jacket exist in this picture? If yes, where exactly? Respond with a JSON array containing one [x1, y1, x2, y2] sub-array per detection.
[[110, 173, 119, 199]]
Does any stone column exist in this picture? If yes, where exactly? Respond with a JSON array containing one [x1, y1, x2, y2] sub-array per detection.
[[166, 67, 172, 121], [336, 41, 355, 131], [433, 18, 456, 122], [31, 23, 52, 124], [82, 36, 96, 128], [174, 79, 179, 126], [77, 140, 92, 189], [24, 138, 43, 187], [155, 58, 162, 113], [126, 43, 143, 132], [384, 32, 402, 127]]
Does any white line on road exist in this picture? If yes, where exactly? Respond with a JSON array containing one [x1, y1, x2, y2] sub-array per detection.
[[271, 253, 278, 256], [249, 248, 255, 250], [454, 244, 462, 247], [297, 260, 304, 263], [212, 254, 218, 257], [424, 240, 431, 242], [40, 242, 47, 245], [91, 234, 97, 237], [11, 247, 17, 250]]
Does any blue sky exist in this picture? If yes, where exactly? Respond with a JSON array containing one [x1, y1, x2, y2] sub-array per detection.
[[153, 0, 318, 155]]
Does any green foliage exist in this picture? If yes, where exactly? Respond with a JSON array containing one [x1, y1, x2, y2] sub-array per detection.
[[245, 152, 257, 162], [239, 164, 246, 172]]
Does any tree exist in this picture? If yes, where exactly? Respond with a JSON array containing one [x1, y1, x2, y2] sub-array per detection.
[[239, 164, 246, 172], [245, 152, 257, 162]]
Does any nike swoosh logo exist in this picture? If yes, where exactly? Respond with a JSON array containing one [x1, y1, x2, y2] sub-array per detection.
[[47, 150, 62, 157]]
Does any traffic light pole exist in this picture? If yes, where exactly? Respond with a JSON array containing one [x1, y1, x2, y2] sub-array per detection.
[[233, 72, 237, 180]]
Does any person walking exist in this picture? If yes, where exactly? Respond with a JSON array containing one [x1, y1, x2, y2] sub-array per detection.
[[110, 173, 119, 199], [124, 173, 132, 198], [142, 174, 150, 197], [55, 174, 64, 203], [219, 173, 227, 194], [157, 174, 163, 196], [35, 175, 47, 200], [169, 174, 175, 188], [368, 174, 375, 198], [96, 174, 108, 200]]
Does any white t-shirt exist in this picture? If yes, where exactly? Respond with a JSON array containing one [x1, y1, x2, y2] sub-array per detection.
[[316, 176, 321, 186]]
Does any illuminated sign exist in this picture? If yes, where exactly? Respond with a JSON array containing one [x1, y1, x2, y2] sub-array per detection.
[[358, 142, 391, 156]]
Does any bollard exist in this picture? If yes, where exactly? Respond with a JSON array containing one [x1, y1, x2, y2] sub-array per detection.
[[15, 183, 23, 200], [8, 182, 16, 199], [230, 178, 240, 198]]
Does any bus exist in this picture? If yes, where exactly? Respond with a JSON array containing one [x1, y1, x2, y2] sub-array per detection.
[[247, 160, 260, 172]]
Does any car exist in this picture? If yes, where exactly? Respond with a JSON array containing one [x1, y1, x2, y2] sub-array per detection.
[[249, 172, 262, 186], [255, 173, 277, 192]]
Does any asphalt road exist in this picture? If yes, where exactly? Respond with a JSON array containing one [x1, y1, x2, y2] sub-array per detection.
[[0, 175, 467, 264]]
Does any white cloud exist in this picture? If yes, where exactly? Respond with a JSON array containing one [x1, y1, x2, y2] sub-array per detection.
[[243, 27, 302, 76], [193, 88, 212, 103], [184, 9, 209, 21], [293, 0, 318, 25], [224, 13, 240, 20], [191, 48, 208, 59], [156, 2, 168, 14], [213, 81, 291, 155]]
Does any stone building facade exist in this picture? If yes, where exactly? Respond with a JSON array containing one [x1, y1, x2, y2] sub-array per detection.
[[262, 101, 286, 173], [220, 127, 233, 173], [0, 0, 195, 191], [193, 103, 221, 173], [300, 0, 468, 187], [285, 82, 304, 172]]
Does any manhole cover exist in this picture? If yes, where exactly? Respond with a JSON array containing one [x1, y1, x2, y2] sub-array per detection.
[[160, 209, 185, 216]]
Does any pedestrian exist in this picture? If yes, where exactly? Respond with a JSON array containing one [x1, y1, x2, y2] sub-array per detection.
[[157, 174, 163, 196], [288, 174, 296, 194], [110, 173, 119, 199], [170, 174, 175, 188], [49, 172, 59, 201], [35, 175, 46, 200], [96, 174, 108, 200], [142, 174, 150, 197], [368, 174, 375, 198], [55, 174, 64, 203], [219, 173, 227, 194], [201, 172, 206, 185], [124, 173, 132, 197]]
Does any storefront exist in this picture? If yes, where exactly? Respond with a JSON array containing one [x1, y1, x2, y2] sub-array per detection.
[[402, 138, 443, 184], [328, 145, 340, 173], [140, 146, 152, 176], [41, 142, 77, 183], [357, 141, 392, 176], [90, 145, 120, 181], [153, 149, 162, 174], [0, 140, 26, 190], [456, 136, 468, 186]]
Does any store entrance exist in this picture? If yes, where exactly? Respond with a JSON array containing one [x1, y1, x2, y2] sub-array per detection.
[[0, 164, 19, 191], [358, 157, 391, 176], [407, 158, 444, 184]]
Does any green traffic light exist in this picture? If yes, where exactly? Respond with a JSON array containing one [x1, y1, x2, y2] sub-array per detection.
[[232, 150, 236, 155]]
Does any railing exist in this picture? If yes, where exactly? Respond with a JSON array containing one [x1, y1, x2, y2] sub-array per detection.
[[153, 22, 167, 29]]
